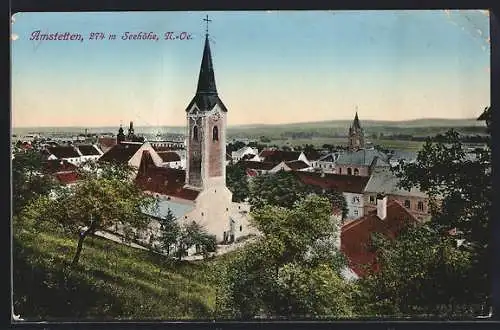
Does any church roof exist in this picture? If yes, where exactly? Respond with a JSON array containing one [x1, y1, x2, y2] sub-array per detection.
[[135, 150, 199, 201], [98, 142, 142, 164], [336, 149, 389, 166], [185, 34, 227, 113], [340, 200, 418, 277], [142, 199, 195, 221]]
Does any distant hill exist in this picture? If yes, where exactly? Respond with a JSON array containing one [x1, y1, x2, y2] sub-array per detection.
[[229, 118, 483, 129], [12, 118, 484, 136]]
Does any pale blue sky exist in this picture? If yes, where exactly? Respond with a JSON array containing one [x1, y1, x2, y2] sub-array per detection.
[[11, 10, 490, 127]]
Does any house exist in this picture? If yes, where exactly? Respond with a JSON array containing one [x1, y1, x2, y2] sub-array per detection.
[[156, 150, 184, 169], [75, 144, 104, 162], [294, 171, 370, 221], [238, 161, 279, 177], [268, 160, 311, 173], [313, 152, 340, 173], [231, 146, 259, 162], [340, 195, 419, 277], [44, 144, 103, 165], [335, 149, 390, 176], [97, 136, 117, 153], [42, 159, 80, 185], [98, 141, 164, 169], [253, 149, 312, 166], [388, 150, 417, 167], [45, 145, 81, 164], [363, 168, 432, 222]]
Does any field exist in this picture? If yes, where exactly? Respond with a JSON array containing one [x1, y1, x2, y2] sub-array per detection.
[[265, 137, 425, 151], [12, 222, 230, 320]]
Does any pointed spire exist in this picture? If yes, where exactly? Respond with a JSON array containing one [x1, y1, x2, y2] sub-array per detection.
[[352, 110, 361, 130], [196, 33, 217, 95]]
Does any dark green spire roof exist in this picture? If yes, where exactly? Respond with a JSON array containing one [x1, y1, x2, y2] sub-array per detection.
[[185, 33, 227, 113]]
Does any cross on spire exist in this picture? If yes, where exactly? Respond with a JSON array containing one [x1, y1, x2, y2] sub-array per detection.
[[203, 15, 212, 35], [203, 14, 212, 36]]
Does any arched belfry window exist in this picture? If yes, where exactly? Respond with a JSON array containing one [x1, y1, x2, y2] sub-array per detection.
[[213, 126, 219, 141], [193, 126, 198, 141]]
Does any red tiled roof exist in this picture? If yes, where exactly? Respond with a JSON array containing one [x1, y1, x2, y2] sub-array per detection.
[[43, 159, 78, 174], [340, 200, 418, 277], [238, 160, 278, 171], [135, 150, 199, 201], [285, 160, 310, 170], [54, 171, 80, 184], [293, 171, 369, 194], [157, 151, 181, 162]]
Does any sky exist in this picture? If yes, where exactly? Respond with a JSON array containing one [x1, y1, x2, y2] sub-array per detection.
[[11, 10, 490, 128]]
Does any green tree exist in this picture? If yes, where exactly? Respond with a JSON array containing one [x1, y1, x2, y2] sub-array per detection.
[[21, 162, 157, 267], [12, 149, 58, 215], [157, 208, 181, 256], [217, 195, 353, 319], [360, 123, 492, 316], [357, 225, 475, 317], [248, 171, 310, 210], [176, 221, 217, 261], [226, 164, 250, 202]]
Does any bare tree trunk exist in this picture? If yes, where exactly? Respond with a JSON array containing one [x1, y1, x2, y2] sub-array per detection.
[[71, 229, 89, 267]]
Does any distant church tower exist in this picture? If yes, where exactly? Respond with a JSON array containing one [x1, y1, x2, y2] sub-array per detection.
[[348, 110, 365, 151], [185, 17, 228, 191], [117, 124, 126, 144]]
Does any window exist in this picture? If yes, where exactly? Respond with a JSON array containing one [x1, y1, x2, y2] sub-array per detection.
[[339, 168, 342, 174], [201, 212, 204, 216], [417, 201, 424, 211], [354, 210, 359, 216], [404, 200, 411, 208], [213, 126, 219, 141], [369, 195, 375, 204], [347, 168, 352, 175], [240, 225, 242, 232], [353, 196, 360, 204], [193, 126, 199, 141], [353, 168, 359, 176]]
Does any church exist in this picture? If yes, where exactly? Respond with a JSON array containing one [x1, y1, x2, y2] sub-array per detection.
[[132, 20, 255, 244]]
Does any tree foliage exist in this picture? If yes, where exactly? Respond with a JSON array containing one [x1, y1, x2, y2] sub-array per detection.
[[360, 124, 492, 317], [21, 162, 157, 267], [217, 195, 353, 319], [12, 149, 58, 215], [226, 164, 249, 202], [248, 170, 348, 220]]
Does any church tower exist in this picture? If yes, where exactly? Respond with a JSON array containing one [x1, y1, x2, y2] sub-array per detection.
[[185, 18, 228, 191], [117, 124, 126, 144], [348, 111, 365, 151]]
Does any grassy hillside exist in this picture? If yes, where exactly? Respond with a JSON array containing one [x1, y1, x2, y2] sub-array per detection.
[[13, 224, 225, 321]]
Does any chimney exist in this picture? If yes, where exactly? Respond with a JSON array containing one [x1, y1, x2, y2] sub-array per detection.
[[376, 193, 388, 220]]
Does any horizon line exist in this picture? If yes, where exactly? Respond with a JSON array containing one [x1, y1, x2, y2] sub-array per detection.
[[12, 116, 483, 130]]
